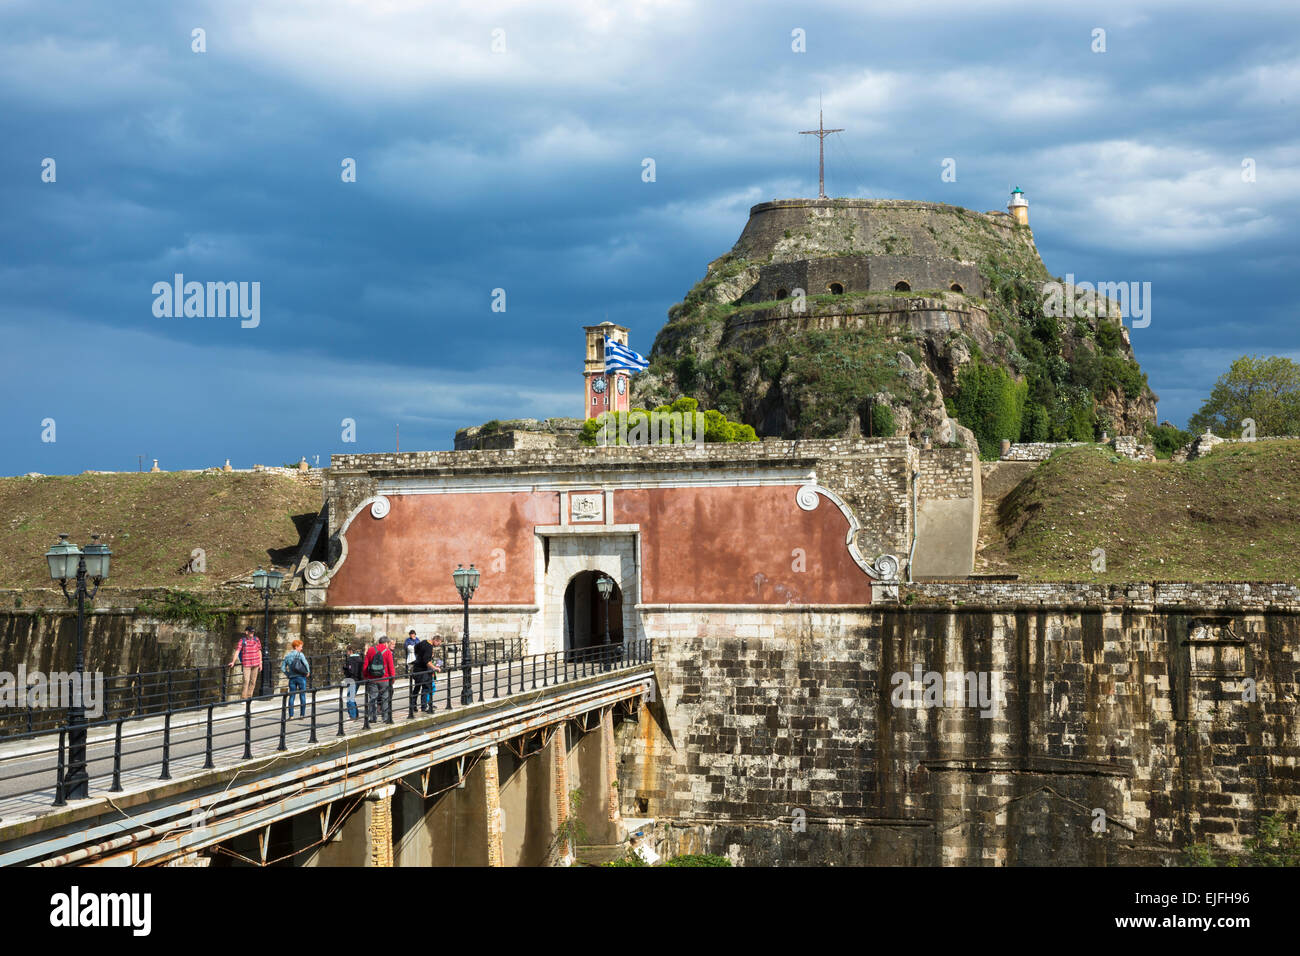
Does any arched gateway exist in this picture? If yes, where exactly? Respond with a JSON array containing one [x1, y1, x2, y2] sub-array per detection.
[[563, 570, 624, 659]]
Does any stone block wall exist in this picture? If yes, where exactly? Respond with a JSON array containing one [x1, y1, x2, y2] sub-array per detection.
[[1000, 442, 1087, 461], [619, 601, 1300, 866], [916, 447, 977, 500], [906, 580, 1300, 610]]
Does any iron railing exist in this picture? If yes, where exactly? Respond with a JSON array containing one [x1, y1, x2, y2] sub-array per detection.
[[0, 639, 534, 738], [0, 640, 651, 808]]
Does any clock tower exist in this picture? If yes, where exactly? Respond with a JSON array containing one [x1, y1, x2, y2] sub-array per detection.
[[584, 322, 631, 417]]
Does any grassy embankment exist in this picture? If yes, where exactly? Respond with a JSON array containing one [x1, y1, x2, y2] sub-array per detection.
[[0, 472, 319, 590], [978, 441, 1300, 582]]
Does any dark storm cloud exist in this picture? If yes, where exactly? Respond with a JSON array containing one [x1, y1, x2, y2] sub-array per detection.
[[1, 0, 1296, 472]]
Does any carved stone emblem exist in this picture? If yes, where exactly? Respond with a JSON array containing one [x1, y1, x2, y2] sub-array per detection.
[[571, 493, 603, 523]]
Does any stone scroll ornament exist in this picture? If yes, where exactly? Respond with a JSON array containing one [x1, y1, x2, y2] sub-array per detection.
[[795, 483, 900, 581], [370, 495, 391, 519], [305, 561, 329, 584]]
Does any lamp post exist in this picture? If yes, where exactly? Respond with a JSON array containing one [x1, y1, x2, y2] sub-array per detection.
[[45, 533, 111, 800], [595, 573, 614, 670], [452, 564, 480, 705], [252, 567, 284, 695]]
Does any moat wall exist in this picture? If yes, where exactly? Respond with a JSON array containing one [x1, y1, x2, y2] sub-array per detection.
[[2, 585, 1297, 867], [617, 595, 1300, 866]]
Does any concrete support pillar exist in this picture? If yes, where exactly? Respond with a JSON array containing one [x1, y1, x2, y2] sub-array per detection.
[[553, 725, 574, 864], [496, 730, 565, 866], [366, 785, 396, 867], [554, 725, 570, 826], [602, 707, 620, 826], [570, 709, 624, 846], [484, 745, 504, 867]]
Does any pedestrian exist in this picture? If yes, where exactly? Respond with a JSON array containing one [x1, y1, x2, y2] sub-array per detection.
[[412, 634, 443, 713], [342, 644, 364, 720], [227, 626, 263, 699], [363, 635, 395, 723], [404, 628, 420, 670], [281, 639, 311, 717]]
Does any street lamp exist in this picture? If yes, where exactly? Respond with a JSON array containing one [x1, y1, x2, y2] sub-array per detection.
[[595, 573, 614, 670], [252, 567, 284, 695], [452, 564, 480, 705], [45, 533, 111, 801]]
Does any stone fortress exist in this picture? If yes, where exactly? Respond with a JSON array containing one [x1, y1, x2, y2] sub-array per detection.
[[295, 184, 1297, 866], [3, 181, 1292, 867]]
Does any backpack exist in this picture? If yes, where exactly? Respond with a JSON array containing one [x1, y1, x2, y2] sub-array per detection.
[[343, 654, 363, 682], [367, 647, 387, 678], [287, 653, 309, 677]]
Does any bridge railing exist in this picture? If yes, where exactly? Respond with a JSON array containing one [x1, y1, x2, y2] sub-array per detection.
[[0, 653, 340, 738], [0, 639, 652, 809], [0, 641, 534, 739]]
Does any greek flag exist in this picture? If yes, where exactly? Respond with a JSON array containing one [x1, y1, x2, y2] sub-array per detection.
[[604, 338, 649, 374]]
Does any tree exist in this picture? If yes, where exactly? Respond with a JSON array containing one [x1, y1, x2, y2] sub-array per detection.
[[1188, 356, 1300, 437]]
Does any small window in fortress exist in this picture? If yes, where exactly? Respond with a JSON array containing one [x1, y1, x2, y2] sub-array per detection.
[[895, 280, 911, 292], [828, 282, 844, 295], [775, 288, 789, 300], [950, 283, 963, 293]]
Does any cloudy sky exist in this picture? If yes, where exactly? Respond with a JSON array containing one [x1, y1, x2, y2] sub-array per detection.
[[1, 0, 1296, 474]]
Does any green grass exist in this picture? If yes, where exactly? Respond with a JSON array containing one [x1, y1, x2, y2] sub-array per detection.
[[0, 471, 320, 589], [981, 441, 1300, 581]]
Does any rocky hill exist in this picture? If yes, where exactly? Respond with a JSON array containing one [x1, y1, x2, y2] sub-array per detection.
[[633, 198, 1156, 452]]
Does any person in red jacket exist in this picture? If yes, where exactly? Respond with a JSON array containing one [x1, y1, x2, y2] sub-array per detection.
[[362, 635, 395, 723]]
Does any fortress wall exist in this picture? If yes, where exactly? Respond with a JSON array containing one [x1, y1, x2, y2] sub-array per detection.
[[906, 580, 1300, 609], [620, 603, 1300, 866], [734, 199, 1042, 268], [740, 257, 986, 303], [917, 447, 978, 501], [723, 296, 990, 342]]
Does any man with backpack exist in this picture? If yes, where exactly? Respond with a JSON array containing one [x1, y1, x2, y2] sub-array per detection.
[[341, 644, 364, 720], [362, 635, 395, 723], [412, 634, 443, 713], [280, 639, 312, 718], [227, 626, 264, 699]]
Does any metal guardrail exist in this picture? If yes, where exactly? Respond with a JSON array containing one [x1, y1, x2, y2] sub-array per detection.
[[0, 639, 529, 738], [0, 640, 651, 808]]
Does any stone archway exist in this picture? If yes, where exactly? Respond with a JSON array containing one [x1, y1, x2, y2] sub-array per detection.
[[537, 529, 639, 656], [563, 570, 624, 660]]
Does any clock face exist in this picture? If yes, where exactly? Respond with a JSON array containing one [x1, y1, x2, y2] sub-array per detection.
[[616, 376, 626, 394], [591, 377, 607, 394]]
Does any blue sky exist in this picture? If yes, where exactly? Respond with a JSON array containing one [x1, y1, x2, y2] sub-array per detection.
[[1, 0, 1296, 474]]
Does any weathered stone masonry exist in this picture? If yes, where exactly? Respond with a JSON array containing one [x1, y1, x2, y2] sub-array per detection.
[[618, 590, 1300, 866]]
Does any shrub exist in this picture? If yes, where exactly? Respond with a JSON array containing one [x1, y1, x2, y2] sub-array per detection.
[[868, 402, 896, 438], [1147, 422, 1192, 458], [951, 362, 1027, 457], [665, 853, 732, 867]]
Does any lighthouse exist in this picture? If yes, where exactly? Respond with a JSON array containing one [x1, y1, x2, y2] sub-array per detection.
[[1007, 187, 1029, 226]]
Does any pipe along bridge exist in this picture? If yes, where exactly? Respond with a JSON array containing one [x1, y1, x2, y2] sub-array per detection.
[[0, 643, 656, 866]]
